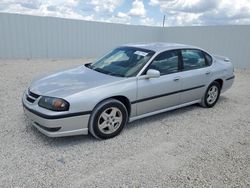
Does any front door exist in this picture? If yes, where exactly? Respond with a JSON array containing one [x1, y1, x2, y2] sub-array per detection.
[[136, 50, 182, 115]]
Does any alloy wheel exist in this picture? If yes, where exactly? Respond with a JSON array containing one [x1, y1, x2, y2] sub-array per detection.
[[206, 85, 219, 105], [98, 107, 123, 134]]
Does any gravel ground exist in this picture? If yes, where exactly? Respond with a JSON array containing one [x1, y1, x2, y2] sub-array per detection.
[[0, 59, 249, 188]]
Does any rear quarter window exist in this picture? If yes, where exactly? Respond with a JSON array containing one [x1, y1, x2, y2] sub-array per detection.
[[204, 53, 213, 66]]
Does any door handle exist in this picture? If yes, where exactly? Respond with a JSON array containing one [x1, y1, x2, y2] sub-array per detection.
[[205, 71, 211, 75], [173, 76, 181, 81]]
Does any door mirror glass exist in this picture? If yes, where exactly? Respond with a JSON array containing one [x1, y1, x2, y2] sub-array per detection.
[[145, 69, 160, 79]]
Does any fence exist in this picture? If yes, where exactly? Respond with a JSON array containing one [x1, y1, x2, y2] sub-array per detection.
[[0, 13, 250, 69]]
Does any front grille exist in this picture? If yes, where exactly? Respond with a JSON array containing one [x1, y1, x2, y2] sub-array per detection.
[[26, 95, 35, 103], [28, 90, 40, 99], [26, 89, 40, 103]]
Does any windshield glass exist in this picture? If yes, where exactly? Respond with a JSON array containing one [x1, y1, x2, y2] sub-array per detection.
[[88, 47, 155, 77]]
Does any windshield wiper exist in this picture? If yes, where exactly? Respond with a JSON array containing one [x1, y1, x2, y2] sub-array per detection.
[[108, 72, 124, 77], [93, 67, 110, 74], [87, 66, 124, 77]]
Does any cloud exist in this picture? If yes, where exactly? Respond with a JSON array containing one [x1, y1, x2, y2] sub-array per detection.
[[114, 12, 131, 24], [150, 0, 250, 26], [149, 0, 159, 6], [0, 0, 95, 21], [140, 17, 160, 26], [200, 0, 250, 25], [129, 0, 146, 17], [1, 0, 250, 26], [117, 12, 130, 19], [88, 0, 123, 13], [159, 0, 219, 13], [164, 12, 202, 26]]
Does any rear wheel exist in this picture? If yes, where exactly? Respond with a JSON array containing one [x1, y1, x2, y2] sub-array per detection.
[[89, 99, 128, 139], [200, 81, 221, 108]]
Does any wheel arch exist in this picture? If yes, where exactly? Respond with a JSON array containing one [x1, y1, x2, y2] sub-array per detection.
[[88, 95, 131, 139], [94, 95, 131, 117], [213, 78, 223, 89]]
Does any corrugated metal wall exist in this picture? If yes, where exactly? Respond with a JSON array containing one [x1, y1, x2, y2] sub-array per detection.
[[0, 13, 161, 59], [0, 13, 250, 69], [161, 26, 250, 69]]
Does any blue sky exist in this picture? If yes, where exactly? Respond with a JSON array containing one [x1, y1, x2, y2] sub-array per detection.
[[1, 0, 250, 26]]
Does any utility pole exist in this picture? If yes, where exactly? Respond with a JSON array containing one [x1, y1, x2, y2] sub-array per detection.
[[163, 15, 166, 27]]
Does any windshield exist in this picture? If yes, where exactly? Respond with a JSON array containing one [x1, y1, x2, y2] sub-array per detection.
[[87, 47, 155, 77]]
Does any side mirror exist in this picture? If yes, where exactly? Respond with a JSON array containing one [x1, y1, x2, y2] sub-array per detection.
[[144, 69, 160, 79]]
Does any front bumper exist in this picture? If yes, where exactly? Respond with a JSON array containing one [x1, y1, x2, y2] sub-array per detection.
[[22, 92, 90, 137]]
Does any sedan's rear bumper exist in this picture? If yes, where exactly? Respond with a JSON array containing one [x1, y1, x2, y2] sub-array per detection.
[[221, 75, 235, 93], [22, 94, 90, 137]]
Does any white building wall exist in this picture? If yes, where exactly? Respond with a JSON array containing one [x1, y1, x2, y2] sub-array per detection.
[[161, 26, 250, 69], [0, 13, 249, 69]]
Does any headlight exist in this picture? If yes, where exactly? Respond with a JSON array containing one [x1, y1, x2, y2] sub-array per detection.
[[38, 96, 69, 111]]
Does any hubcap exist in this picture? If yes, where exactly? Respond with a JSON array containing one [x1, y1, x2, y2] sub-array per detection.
[[206, 85, 219, 105], [98, 107, 123, 134]]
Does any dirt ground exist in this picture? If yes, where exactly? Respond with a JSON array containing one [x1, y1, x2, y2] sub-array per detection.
[[0, 59, 249, 188]]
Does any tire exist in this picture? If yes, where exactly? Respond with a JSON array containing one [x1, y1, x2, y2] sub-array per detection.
[[88, 99, 128, 140], [200, 81, 221, 108]]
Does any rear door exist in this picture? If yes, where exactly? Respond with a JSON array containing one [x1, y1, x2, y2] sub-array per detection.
[[180, 49, 212, 104], [136, 50, 182, 115]]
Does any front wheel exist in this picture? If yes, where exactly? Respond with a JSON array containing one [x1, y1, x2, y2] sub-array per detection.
[[200, 81, 221, 108], [89, 99, 128, 139]]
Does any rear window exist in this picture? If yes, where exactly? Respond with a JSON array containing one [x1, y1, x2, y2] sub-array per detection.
[[182, 49, 206, 70]]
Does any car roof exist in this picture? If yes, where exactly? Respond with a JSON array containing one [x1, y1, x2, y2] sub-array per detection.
[[121, 42, 200, 52]]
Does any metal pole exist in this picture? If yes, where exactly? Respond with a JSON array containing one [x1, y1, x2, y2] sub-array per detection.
[[163, 15, 166, 27]]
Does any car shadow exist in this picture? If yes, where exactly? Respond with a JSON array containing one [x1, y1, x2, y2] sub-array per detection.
[[125, 104, 198, 130], [26, 122, 97, 147], [27, 95, 230, 146], [125, 95, 229, 130]]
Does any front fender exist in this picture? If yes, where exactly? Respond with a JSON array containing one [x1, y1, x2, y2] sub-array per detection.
[[65, 77, 137, 113]]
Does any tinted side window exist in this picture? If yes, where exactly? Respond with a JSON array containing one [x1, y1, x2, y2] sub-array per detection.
[[148, 50, 179, 75], [182, 50, 206, 70], [204, 53, 213, 66]]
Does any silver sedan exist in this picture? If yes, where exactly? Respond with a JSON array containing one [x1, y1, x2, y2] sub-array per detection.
[[22, 43, 235, 139]]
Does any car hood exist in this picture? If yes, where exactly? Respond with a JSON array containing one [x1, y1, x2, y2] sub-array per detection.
[[29, 65, 124, 98]]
